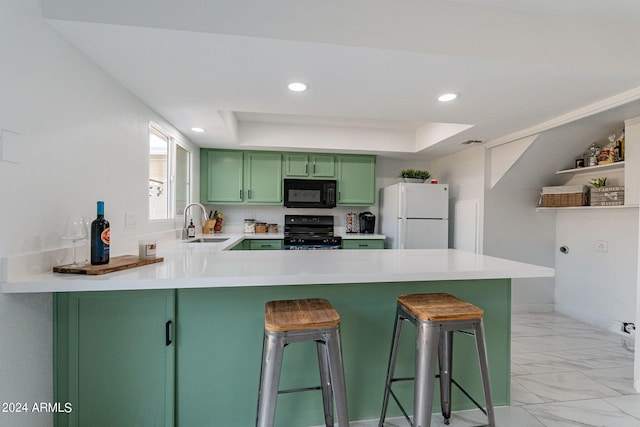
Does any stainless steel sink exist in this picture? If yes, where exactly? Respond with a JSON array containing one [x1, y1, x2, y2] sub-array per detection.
[[188, 237, 230, 243]]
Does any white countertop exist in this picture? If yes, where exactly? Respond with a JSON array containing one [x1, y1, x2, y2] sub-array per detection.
[[1, 236, 554, 293]]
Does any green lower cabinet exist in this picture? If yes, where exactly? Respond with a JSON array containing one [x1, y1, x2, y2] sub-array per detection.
[[342, 239, 385, 250], [230, 239, 283, 250], [54, 290, 175, 427], [249, 239, 283, 250], [175, 280, 511, 426]]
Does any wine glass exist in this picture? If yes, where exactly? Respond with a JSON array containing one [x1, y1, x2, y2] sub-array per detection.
[[62, 216, 88, 266]]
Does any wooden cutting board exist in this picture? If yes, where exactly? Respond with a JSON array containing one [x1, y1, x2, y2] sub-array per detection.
[[53, 255, 164, 275]]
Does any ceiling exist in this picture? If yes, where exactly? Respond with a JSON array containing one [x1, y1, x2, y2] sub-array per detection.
[[43, 0, 640, 160]]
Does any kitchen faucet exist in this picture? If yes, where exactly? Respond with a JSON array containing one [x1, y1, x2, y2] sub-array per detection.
[[182, 202, 208, 240]]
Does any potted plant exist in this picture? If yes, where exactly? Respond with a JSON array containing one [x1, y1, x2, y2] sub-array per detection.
[[400, 169, 431, 183]]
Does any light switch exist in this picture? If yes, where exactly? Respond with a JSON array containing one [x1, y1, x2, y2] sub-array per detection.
[[594, 240, 608, 253], [125, 212, 138, 229]]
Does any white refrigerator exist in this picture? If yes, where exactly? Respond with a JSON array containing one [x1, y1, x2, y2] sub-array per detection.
[[379, 183, 449, 249]]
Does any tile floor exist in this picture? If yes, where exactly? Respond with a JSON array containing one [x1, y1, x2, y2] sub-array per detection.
[[362, 312, 639, 427]]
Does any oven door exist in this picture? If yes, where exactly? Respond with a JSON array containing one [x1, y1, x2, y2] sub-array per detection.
[[284, 179, 336, 208], [284, 237, 342, 250]]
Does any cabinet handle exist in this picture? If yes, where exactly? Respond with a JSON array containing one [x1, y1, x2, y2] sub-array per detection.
[[313, 163, 316, 174], [248, 189, 252, 199], [305, 164, 308, 174], [165, 320, 173, 346], [239, 189, 242, 199]]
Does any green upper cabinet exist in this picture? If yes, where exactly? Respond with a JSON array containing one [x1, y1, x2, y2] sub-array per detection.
[[283, 153, 335, 178], [201, 149, 374, 206], [244, 151, 283, 203], [337, 155, 376, 206], [201, 149, 283, 205], [201, 149, 243, 203]]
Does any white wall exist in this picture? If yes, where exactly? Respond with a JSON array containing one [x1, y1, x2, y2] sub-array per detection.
[[0, 1, 196, 425], [430, 145, 485, 251], [555, 209, 638, 329]]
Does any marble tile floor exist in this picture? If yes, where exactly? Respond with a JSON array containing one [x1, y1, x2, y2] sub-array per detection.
[[356, 312, 638, 427]]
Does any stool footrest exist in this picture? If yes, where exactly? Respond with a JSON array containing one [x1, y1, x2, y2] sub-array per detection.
[[277, 385, 322, 395]]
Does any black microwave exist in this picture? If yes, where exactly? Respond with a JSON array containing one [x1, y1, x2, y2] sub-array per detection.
[[283, 179, 337, 208]]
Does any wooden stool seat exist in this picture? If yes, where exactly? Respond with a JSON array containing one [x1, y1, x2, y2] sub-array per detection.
[[398, 293, 483, 322], [265, 298, 340, 332]]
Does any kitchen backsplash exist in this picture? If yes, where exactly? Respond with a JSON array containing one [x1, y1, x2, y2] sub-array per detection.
[[201, 204, 378, 230]]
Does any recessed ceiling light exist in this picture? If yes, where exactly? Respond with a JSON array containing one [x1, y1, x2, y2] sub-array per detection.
[[191, 127, 205, 133], [438, 93, 458, 102], [288, 82, 307, 92]]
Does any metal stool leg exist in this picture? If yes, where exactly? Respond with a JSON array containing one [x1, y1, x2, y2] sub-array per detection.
[[413, 323, 440, 427], [378, 310, 405, 427], [256, 332, 285, 427], [326, 328, 349, 427], [474, 320, 495, 427], [438, 331, 454, 425], [317, 339, 335, 427]]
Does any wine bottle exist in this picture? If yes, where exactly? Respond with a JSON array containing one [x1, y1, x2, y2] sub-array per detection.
[[187, 219, 196, 238], [90, 201, 110, 265]]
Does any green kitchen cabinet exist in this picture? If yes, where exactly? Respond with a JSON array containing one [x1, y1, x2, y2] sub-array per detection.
[[283, 153, 335, 178], [337, 155, 376, 206], [201, 149, 282, 205], [244, 151, 283, 203], [249, 239, 283, 250], [342, 239, 385, 249], [200, 149, 243, 203], [230, 239, 250, 250], [54, 290, 175, 427]]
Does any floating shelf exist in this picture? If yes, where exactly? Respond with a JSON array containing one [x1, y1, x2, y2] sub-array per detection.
[[556, 161, 624, 175], [536, 204, 638, 212]]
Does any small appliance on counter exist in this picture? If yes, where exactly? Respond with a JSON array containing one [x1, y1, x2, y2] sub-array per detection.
[[284, 215, 341, 250], [359, 212, 376, 234], [345, 212, 359, 233]]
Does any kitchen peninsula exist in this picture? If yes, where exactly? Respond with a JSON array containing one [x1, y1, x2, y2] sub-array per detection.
[[2, 244, 553, 427]]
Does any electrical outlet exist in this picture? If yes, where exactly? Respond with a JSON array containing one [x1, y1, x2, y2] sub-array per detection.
[[125, 212, 138, 229], [594, 240, 608, 253]]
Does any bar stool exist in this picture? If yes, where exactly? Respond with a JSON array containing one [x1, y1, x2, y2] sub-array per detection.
[[378, 293, 495, 427], [256, 298, 349, 427]]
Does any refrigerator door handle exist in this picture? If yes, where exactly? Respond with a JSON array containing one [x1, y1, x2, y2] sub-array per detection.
[[398, 218, 406, 249]]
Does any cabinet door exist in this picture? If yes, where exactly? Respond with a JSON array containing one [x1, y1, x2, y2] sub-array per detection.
[[201, 149, 243, 203], [337, 155, 376, 205], [249, 239, 283, 250], [283, 153, 309, 177], [245, 151, 283, 203], [342, 239, 385, 249], [310, 154, 336, 177], [54, 290, 175, 427]]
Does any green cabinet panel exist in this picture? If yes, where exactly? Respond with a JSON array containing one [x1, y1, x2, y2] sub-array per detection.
[[201, 149, 283, 205], [54, 290, 175, 427], [283, 153, 310, 177], [342, 239, 385, 249], [337, 155, 376, 206], [175, 280, 511, 426], [230, 239, 250, 250], [244, 151, 283, 203], [200, 149, 243, 203], [283, 153, 335, 178], [248, 239, 283, 250]]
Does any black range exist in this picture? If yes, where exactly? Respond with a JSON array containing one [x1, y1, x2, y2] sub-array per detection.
[[283, 215, 342, 250]]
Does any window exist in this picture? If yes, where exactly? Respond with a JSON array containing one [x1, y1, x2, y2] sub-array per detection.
[[149, 125, 191, 220]]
